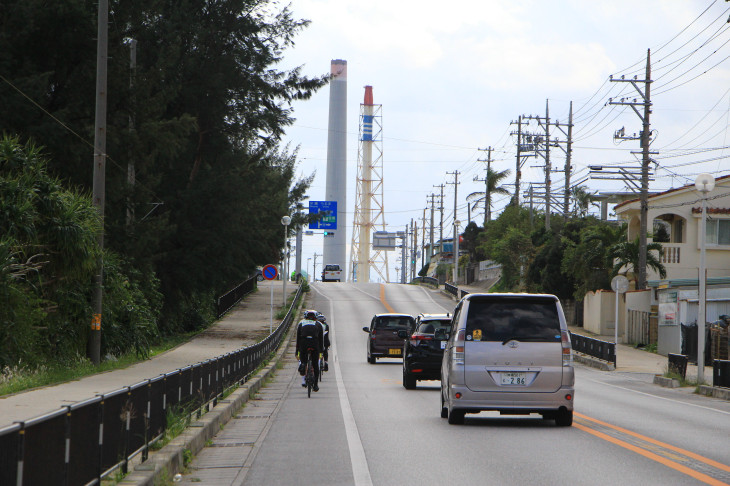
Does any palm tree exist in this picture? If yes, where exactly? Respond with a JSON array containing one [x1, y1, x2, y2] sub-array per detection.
[[609, 236, 666, 281], [466, 168, 511, 227], [571, 185, 599, 217]]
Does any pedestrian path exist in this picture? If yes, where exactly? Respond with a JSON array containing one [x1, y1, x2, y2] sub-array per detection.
[[0, 280, 298, 428], [177, 339, 299, 485]]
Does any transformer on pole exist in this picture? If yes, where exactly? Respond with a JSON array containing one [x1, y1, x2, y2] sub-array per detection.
[[349, 86, 389, 283]]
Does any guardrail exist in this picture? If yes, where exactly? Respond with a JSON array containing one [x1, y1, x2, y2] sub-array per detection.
[[412, 276, 439, 287], [569, 332, 616, 367], [444, 282, 458, 297], [216, 275, 258, 318], [714, 359, 730, 387], [0, 282, 303, 486]]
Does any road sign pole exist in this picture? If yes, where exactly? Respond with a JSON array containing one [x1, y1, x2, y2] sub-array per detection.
[[270, 284, 273, 334]]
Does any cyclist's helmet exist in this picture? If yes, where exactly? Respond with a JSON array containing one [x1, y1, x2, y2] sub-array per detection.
[[304, 310, 318, 320], [316, 314, 326, 324]]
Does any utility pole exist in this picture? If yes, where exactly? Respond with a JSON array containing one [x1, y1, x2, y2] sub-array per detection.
[[447, 171, 460, 283], [429, 194, 435, 262], [543, 100, 552, 230], [512, 116, 522, 205], [609, 49, 652, 290], [313, 252, 320, 282], [412, 219, 418, 281], [434, 184, 445, 256], [562, 102, 574, 220], [126, 39, 137, 231], [475, 147, 493, 226], [90, 0, 109, 366], [421, 208, 427, 272], [401, 225, 408, 284]]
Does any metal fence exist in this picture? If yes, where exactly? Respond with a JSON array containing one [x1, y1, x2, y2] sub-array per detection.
[[444, 282, 458, 297], [569, 332, 616, 367], [412, 276, 439, 287], [0, 283, 303, 486], [216, 275, 258, 318]]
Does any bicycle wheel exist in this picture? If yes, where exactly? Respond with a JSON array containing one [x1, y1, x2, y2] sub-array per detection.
[[306, 354, 313, 398], [319, 357, 324, 382]]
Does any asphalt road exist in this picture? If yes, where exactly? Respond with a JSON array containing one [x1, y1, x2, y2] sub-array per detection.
[[243, 282, 730, 485]]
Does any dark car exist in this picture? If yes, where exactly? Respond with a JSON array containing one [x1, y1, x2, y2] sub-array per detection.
[[399, 313, 452, 389], [363, 313, 415, 363]]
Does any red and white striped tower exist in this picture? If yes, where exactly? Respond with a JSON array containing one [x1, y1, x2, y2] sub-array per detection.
[[349, 86, 389, 282]]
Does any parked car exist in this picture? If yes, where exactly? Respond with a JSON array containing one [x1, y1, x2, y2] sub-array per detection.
[[440, 293, 574, 426], [321, 264, 342, 282], [363, 313, 415, 363], [399, 313, 452, 389]]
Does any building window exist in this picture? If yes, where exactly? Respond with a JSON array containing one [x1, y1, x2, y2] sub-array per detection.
[[706, 219, 730, 245]]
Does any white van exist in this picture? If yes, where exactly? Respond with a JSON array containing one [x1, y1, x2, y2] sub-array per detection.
[[440, 293, 575, 426], [321, 264, 342, 282]]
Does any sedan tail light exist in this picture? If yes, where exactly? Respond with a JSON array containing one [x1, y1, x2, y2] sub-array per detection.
[[409, 333, 433, 346]]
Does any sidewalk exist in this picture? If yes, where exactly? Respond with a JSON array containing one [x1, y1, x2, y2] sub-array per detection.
[[0, 279, 299, 428]]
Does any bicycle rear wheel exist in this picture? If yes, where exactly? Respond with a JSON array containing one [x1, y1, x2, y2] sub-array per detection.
[[307, 354, 313, 398]]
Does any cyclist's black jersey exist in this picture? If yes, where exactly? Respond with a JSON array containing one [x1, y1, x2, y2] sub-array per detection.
[[296, 319, 323, 357]]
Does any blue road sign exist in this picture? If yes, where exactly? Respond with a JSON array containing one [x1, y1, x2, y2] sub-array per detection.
[[262, 264, 278, 280], [309, 201, 337, 230]]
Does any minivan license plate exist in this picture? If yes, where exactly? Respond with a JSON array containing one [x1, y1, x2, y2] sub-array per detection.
[[501, 372, 526, 385], [389, 348, 401, 355]]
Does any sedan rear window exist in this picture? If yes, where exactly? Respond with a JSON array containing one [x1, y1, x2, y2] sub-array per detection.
[[375, 316, 412, 330], [417, 320, 451, 334], [465, 298, 560, 342]]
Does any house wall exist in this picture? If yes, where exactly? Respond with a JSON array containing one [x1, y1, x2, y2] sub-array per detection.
[[615, 177, 730, 283]]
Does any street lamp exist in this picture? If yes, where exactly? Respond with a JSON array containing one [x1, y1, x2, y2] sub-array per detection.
[[695, 173, 714, 383], [281, 215, 291, 307]]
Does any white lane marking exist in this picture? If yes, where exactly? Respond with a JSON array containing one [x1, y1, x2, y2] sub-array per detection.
[[320, 288, 373, 486], [586, 378, 730, 416], [415, 285, 451, 312]]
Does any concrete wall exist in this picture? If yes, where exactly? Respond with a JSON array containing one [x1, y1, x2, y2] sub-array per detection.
[[583, 290, 623, 336]]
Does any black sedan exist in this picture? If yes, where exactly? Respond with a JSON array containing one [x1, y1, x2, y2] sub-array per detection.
[[399, 313, 452, 389]]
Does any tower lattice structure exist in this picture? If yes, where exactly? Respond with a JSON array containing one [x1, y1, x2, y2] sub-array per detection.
[[349, 87, 389, 283]]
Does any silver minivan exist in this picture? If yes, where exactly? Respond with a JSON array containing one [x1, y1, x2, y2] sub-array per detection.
[[440, 293, 575, 426]]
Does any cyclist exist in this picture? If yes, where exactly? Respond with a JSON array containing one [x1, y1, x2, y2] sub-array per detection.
[[296, 310, 323, 391], [316, 312, 330, 372]]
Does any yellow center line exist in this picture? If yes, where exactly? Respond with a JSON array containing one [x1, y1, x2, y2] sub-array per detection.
[[573, 423, 728, 486], [575, 412, 730, 474], [379, 283, 395, 313]]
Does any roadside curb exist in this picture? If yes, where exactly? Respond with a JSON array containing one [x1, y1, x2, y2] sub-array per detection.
[[121, 307, 301, 485], [653, 375, 681, 388], [573, 352, 615, 371], [698, 385, 730, 400]]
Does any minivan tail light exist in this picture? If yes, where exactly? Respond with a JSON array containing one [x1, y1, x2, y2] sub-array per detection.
[[453, 329, 465, 365], [561, 330, 572, 366]]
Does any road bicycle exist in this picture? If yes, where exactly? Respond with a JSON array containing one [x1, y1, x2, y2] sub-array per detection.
[[305, 347, 317, 398], [318, 355, 325, 382]]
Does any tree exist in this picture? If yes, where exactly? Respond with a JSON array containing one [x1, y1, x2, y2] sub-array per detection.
[[0, 0, 328, 340], [609, 235, 666, 282], [562, 220, 625, 300], [467, 168, 511, 226], [571, 185, 599, 217]]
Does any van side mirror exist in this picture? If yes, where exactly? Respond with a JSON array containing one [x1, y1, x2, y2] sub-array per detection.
[[362, 326, 370, 333], [397, 330, 407, 339]]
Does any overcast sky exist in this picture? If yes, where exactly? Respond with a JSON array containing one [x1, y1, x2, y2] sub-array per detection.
[[278, 0, 730, 281]]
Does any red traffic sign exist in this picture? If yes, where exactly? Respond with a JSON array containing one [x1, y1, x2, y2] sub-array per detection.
[[262, 264, 278, 280]]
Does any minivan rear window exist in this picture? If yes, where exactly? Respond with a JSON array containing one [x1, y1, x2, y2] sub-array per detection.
[[375, 316, 412, 330], [465, 297, 560, 342]]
